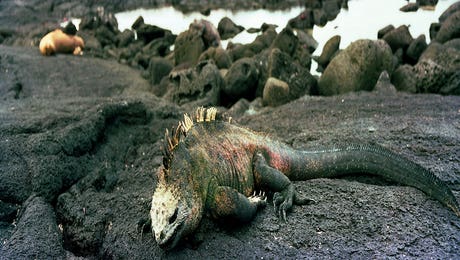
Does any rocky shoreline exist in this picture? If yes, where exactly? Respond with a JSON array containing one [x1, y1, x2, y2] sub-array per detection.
[[1, 0, 460, 259]]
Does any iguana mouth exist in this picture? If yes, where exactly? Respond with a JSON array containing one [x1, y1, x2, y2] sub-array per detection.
[[158, 222, 184, 250]]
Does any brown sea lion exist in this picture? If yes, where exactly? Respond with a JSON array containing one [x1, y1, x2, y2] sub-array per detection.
[[39, 29, 84, 56]]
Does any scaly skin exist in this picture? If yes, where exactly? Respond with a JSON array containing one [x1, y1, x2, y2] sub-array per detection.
[[150, 107, 460, 250]]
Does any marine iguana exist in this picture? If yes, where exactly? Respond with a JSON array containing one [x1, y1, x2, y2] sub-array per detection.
[[150, 107, 460, 250]]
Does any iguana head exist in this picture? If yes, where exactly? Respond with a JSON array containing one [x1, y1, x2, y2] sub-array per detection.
[[150, 159, 204, 250], [150, 112, 207, 249]]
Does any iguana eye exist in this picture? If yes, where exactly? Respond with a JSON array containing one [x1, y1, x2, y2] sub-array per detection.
[[169, 208, 178, 224]]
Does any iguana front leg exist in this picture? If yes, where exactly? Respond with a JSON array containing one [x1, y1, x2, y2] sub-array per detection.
[[206, 186, 267, 222], [253, 152, 313, 220]]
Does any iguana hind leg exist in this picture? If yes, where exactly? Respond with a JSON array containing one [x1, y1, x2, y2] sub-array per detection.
[[253, 152, 314, 220], [207, 186, 266, 222]]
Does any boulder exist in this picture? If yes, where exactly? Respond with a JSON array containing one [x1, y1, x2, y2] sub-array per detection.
[[444, 38, 460, 50], [439, 71, 460, 95], [318, 39, 393, 95], [263, 77, 290, 107], [165, 61, 223, 106], [268, 48, 317, 98], [406, 34, 427, 64], [116, 29, 134, 48], [173, 29, 205, 66], [439, 1, 460, 22], [322, 0, 342, 20], [378, 25, 395, 39], [435, 10, 460, 43], [416, 0, 438, 7], [295, 29, 318, 53], [392, 41, 460, 94], [382, 25, 414, 52], [429, 23, 441, 41], [287, 9, 314, 30], [400, 3, 419, 12], [315, 35, 340, 69], [228, 28, 277, 61], [190, 19, 221, 48], [223, 57, 259, 104], [313, 9, 328, 26], [392, 64, 417, 93], [373, 71, 397, 94], [147, 57, 173, 86], [198, 47, 232, 69], [270, 27, 299, 56], [217, 17, 244, 40], [136, 23, 170, 44]]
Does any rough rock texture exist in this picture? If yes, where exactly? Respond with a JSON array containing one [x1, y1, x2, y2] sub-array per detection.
[[217, 17, 244, 40], [392, 41, 460, 94], [435, 10, 460, 43], [222, 57, 259, 104], [0, 45, 459, 259], [165, 61, 223, 107], [315, 35, 341, 70], [382, 25, 414, 52], [262, 77, 290, 107], [318, 39, 393, 95]]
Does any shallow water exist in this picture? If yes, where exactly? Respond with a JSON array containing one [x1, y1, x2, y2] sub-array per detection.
[[113, 0, 456, 74], [115, 0, 456, 51]]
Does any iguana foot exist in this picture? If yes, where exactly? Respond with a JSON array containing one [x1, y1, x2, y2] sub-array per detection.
[[273, 184, 295, 221], [248, 191, 267, 208]]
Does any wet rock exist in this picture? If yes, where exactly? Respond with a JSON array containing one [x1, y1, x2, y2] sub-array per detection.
[[435, 10, 460, 43], [166, 61, 223, 106], [199, 47, 232, 69], [271, 27, 299, 56], [378, 25, 395, 39], [268, 48, 316, 99], [382, 25, 414, 52], [263, 77, 290, 107], [79, 7, 118, 33], [406, 35, 427, 64], [1, 196, 65, 259], [288, 9, 314, 30], [318, 39, 393, 95], [223, 57, 259, 104], [147, 57, 173, 85], [439, 1, 460, 22], [400, 3, 419, 12], [315, 35, 341, 70], [218, 17, 244, 40]]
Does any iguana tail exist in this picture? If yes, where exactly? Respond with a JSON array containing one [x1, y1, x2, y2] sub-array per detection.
[[285, 144, 460, 217]]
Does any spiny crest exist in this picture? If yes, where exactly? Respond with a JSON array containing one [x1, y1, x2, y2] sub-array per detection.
[[162, 107, 218, 170]]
